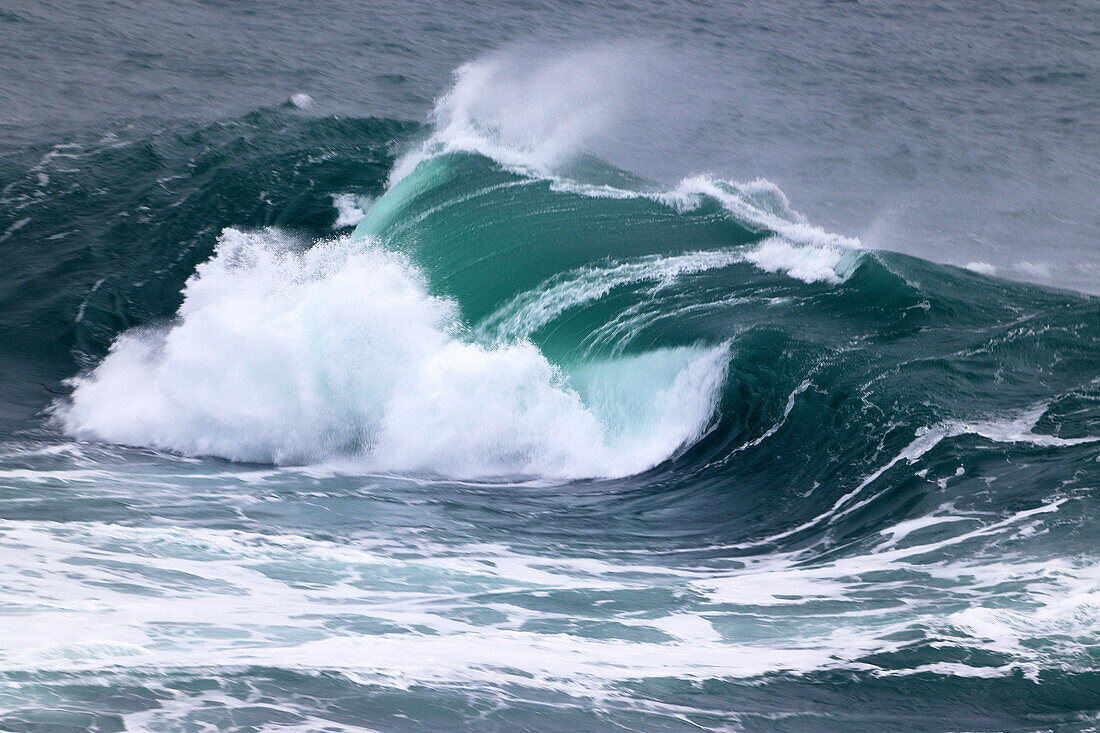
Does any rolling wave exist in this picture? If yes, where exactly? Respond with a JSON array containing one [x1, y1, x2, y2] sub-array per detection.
[[2, 50, 1099, 729], [46, 54, 1100, 510]]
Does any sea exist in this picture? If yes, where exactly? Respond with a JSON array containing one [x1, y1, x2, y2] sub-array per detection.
[[1, 1, 1099, 730]]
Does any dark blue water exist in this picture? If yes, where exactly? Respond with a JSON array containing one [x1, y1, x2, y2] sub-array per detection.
[[1, 2, 1099, 731]]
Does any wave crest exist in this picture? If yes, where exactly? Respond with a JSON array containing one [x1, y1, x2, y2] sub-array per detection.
[[58, 228, 728, 478]]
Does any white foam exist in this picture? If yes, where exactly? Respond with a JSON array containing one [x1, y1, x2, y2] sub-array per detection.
[[537, 175, 861, 285], [59, 228, 728, 479], [742, 238, 847, 285], [656, 176, 860, 254], [2, 508, 1096, 691], [331, 193, 370, 228], [288, 93, 315, 110], [645, 179, 865, 283]]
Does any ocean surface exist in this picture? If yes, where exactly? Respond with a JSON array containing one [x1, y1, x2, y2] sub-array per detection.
[[2, 1, 1099, 731]]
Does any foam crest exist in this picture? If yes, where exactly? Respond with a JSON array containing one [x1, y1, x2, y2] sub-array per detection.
[[59, 229, 727, 479], [390, 44, 653, 184], [549, 179, 861, 284], [742, 238, 848, 284], [659, 176, 861, 267], [547, 174, 862, 284]]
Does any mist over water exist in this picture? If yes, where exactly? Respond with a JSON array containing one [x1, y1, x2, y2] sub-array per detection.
[[1, 3, 1099, 731]]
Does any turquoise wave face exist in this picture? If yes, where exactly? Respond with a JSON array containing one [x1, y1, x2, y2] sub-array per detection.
[[347, 141, 1100, 534], [355, 151, 767, 334]]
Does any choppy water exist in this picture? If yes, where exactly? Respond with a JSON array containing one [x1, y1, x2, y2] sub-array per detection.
[[1, 2, 1099, 731]]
